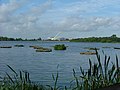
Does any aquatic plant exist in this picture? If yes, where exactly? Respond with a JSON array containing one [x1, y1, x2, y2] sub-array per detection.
[[72, 49, 120, 90], [47, 65, 61, 90], [54, 44, 66, 50], [0, 65, 46, 90]]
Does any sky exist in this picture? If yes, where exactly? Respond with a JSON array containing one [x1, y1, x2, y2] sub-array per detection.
[[0, 0, 120, 39]]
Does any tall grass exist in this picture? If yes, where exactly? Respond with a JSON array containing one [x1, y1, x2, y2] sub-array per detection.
[[0, 65, 46, 90], [72, 49, 120, 90], [0, 65, 61, 90], [0, 49, 120, 90]]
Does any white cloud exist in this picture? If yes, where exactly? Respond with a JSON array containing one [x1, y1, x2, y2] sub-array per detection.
[[0, 0, 28, 22], [0, 0, 53, 38], [0, 0, 120, 38], [50, 0, 120, 17], [38, 16, 120, 34]]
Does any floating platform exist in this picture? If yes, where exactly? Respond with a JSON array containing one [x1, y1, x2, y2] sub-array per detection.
[[29, 45, 52, 52], [14, 45, 24, 47], [29, 46, 44, 49], [80, 51, 96, 55], [0, 46, 12, 48], [84, 47, 99, 50], [114, 47, 120, 49], [36, 48, 52, 52], [102, 46, 111, 48]]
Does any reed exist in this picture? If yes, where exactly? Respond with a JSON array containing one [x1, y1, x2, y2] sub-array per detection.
[[72, 49, 120, 90], [47, 65, 61, 90], [0, 49, 120, 90], [0, 65, 46, 90]]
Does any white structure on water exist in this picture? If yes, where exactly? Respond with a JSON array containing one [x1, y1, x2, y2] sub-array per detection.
[[48, 32, 62, 40]]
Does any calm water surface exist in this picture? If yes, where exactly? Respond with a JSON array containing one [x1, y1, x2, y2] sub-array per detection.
[[0, 41, 120, 86]]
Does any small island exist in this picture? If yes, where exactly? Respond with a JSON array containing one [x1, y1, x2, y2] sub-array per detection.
[[54, 44, 67, 50]]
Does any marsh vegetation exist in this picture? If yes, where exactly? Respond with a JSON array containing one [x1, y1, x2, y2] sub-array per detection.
[[0, 50, 120, 90]]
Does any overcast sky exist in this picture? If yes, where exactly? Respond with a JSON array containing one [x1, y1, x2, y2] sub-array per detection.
[[0, 0, 120, 39]]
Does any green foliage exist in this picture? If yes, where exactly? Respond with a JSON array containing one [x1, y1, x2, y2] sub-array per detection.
[[72, 49, 120, 90], [70, 34, 120, 43], [0, 36, 42, 41], [54, 44, 66, 50], [47, 65, 60, 90], [0, 36, 15, 41], [0, 65, 46, 90]]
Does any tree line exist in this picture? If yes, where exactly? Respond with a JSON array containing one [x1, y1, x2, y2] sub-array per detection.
[[0, 36, 42, 41], [70, 34, 120, 43]]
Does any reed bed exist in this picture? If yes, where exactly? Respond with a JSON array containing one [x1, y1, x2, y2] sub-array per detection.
[[71, 49, 120, 90], [0, 49, 120, 90]]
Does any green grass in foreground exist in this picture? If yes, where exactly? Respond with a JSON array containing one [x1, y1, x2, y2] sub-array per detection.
[[0, 49, 120, 90]]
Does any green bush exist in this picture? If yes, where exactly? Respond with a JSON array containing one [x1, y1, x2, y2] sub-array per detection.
[[54, 44, 66, 50]]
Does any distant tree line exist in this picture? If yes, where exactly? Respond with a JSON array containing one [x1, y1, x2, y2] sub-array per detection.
[[70, 34, 120, 43], [0, 36, 42, 41]]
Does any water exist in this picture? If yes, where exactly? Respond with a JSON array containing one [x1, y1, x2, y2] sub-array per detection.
[[0, 41, 120, 86]]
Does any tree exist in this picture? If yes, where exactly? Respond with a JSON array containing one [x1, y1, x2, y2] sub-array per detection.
[[37, 37, 42, 40], [111, 34, 117, 38]]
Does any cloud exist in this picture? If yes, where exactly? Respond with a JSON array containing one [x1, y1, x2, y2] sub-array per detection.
[[34, 0, 120, 37], [0, 0, 53, 38], [0, 0, 28, 22], [0, 0, 120, 38], [38, 16, 120, 34], [28, 0, 52, 16], [50, 0, 120, 17]]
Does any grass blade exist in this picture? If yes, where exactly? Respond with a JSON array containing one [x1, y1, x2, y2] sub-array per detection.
[[7, 65, 18, 76], [6, 73, 14, 84]]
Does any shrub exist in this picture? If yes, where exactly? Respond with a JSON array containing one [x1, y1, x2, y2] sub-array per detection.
[[54, 44, 66, 50]]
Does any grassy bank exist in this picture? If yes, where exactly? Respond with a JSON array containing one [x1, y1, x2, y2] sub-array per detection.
[[0, 49, 120, 90]]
